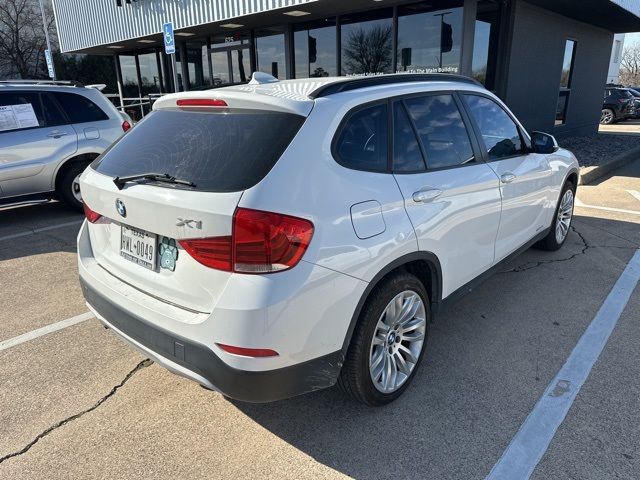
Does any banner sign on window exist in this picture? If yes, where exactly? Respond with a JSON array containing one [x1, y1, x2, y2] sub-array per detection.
[[0, 104, 40, 131]]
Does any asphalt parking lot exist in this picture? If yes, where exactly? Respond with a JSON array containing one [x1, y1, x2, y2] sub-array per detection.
[[1, 161, 639, 480]]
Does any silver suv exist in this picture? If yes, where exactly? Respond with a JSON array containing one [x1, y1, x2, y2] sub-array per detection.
[[0, 81, 130, 210]]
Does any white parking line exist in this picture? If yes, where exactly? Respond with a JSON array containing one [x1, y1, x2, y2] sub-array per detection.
[[0, 219, 83, 242], [575, 197, 640, 216], [486, 249, 640, 480], [0, 312, 94, 352]]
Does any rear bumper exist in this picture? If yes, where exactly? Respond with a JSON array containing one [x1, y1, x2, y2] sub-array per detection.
[[81, 278, 343, 403]]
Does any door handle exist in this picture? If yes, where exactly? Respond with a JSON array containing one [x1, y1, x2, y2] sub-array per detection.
[[412, 187, 442, 203], [47, 131, 68, 139], [500, 173, 516, 184]]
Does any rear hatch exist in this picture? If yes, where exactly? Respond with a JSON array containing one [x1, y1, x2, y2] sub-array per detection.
[[81, 97, 308, 313]]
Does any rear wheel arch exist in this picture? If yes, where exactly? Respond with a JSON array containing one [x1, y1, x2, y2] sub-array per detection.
[[340, 252, 442, 356], [54, 152, 100, 191], [54, 153, 101, 210]]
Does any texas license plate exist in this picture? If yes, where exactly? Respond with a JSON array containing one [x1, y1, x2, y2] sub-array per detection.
[[120, 225, 157, 270]]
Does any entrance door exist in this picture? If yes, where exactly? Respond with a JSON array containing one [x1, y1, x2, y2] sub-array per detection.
[[210, 33, 251, 86]]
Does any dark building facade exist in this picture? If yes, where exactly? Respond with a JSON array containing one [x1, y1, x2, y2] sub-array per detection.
[[52, 0, 640, 136]]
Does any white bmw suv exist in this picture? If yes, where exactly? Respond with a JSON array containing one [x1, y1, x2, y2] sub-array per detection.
[[78, 74, 579, 405]]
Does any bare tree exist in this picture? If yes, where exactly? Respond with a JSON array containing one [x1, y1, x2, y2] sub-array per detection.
[[619, 44, 640, 86], [0, 0, 56, 79], [343, 26, 392, 75]]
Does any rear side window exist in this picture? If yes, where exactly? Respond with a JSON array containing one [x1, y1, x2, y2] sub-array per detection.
[[404, 95, 475, 169], [53, 92, 109, 123], [464, 94, 523, 160], [0, 92, 45, 130], [92, 108, 306, 192], [41, 93, 67, 127], [334, 103, 388, 172]]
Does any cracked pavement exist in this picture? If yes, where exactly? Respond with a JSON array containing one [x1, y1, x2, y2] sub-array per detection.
[[0, 160, 639, 479]]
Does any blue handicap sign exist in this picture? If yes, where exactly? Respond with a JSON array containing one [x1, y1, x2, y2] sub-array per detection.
[[163, 22, 175, 55]]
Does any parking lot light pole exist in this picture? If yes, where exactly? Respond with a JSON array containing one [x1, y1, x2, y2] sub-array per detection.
[[38, 0, 56, 80]]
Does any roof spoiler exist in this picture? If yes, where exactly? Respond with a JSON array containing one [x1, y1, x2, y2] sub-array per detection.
[[86, 84, 107, 91]]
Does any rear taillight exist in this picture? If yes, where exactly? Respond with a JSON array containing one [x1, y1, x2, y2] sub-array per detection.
[[179, 208, 314, 274], [179, 236, 232, 271], [122, 120, 131, 132], [176, 98, 227, 107], [83, 203, 101, 223]]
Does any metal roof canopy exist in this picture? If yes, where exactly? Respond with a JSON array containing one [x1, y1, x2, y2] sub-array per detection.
[[525, 0, 640, 32]]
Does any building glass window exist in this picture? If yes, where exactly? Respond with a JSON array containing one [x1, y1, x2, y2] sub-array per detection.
[[294, 18, 337, 78], [138, 51, 161, 95], [118, 54, 139, 98], [186, 43, 212, 89], [472, 1, 502, 89], [341, 9, 393, 76], [397, 1, 463, 74], [556, 40, 576, 125], [255, 27, 286, 79], [210, 32, 251, 85], [211, 50, 230, 85], [175, 49, 185, 91]]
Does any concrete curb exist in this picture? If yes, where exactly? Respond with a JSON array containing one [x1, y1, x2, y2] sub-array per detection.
[[579, 145, 640, 185]]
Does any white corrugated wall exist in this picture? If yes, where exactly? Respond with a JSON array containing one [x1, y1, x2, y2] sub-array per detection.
[[52, 0, 316, 52]]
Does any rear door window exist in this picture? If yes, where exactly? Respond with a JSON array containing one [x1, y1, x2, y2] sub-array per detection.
[[52, 92, 109, 123], [334, 103, 388, 172], [92, 108, 306, 192], [41, 93, 68, 127]]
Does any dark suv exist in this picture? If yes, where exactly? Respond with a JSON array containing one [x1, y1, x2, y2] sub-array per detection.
[[602, 87, 636, 124]]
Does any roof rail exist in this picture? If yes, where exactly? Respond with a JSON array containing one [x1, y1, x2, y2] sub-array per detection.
[[0, 79, 84, 87], [308, 73, 483, 99]]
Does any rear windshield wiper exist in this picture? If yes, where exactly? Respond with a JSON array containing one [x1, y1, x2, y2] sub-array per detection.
[[113, 173, 196, 190]]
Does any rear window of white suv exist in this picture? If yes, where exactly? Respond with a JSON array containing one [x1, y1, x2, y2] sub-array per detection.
[[92, 108, 305, 192]]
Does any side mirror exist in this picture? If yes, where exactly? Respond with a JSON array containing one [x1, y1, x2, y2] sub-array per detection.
[[531, 131, 559, 154]]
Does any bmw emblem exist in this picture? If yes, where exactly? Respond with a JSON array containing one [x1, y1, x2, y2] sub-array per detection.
[[115, 199, 127, 218]]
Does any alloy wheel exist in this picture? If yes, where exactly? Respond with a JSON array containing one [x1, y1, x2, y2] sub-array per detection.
[[555, 189, 574, 244], [72, 173, 83, 203], [369, 290, 426, 394], [600, 109, 613, 124]]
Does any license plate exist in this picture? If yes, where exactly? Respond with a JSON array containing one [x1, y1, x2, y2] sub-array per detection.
[[120, 225, 157, 270]]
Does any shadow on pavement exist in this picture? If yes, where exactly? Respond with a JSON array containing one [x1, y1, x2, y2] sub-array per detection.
[[0, 202, 81, 261]]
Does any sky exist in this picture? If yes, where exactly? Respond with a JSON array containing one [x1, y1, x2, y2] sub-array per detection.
[[625, 32, 640, 46]]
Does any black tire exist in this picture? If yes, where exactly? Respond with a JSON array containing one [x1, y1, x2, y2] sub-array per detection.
[[338, 271, 430, 406], [600, 108, 615, 125], [537, 181, 576, 251], [57, 162, 89, 212]]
